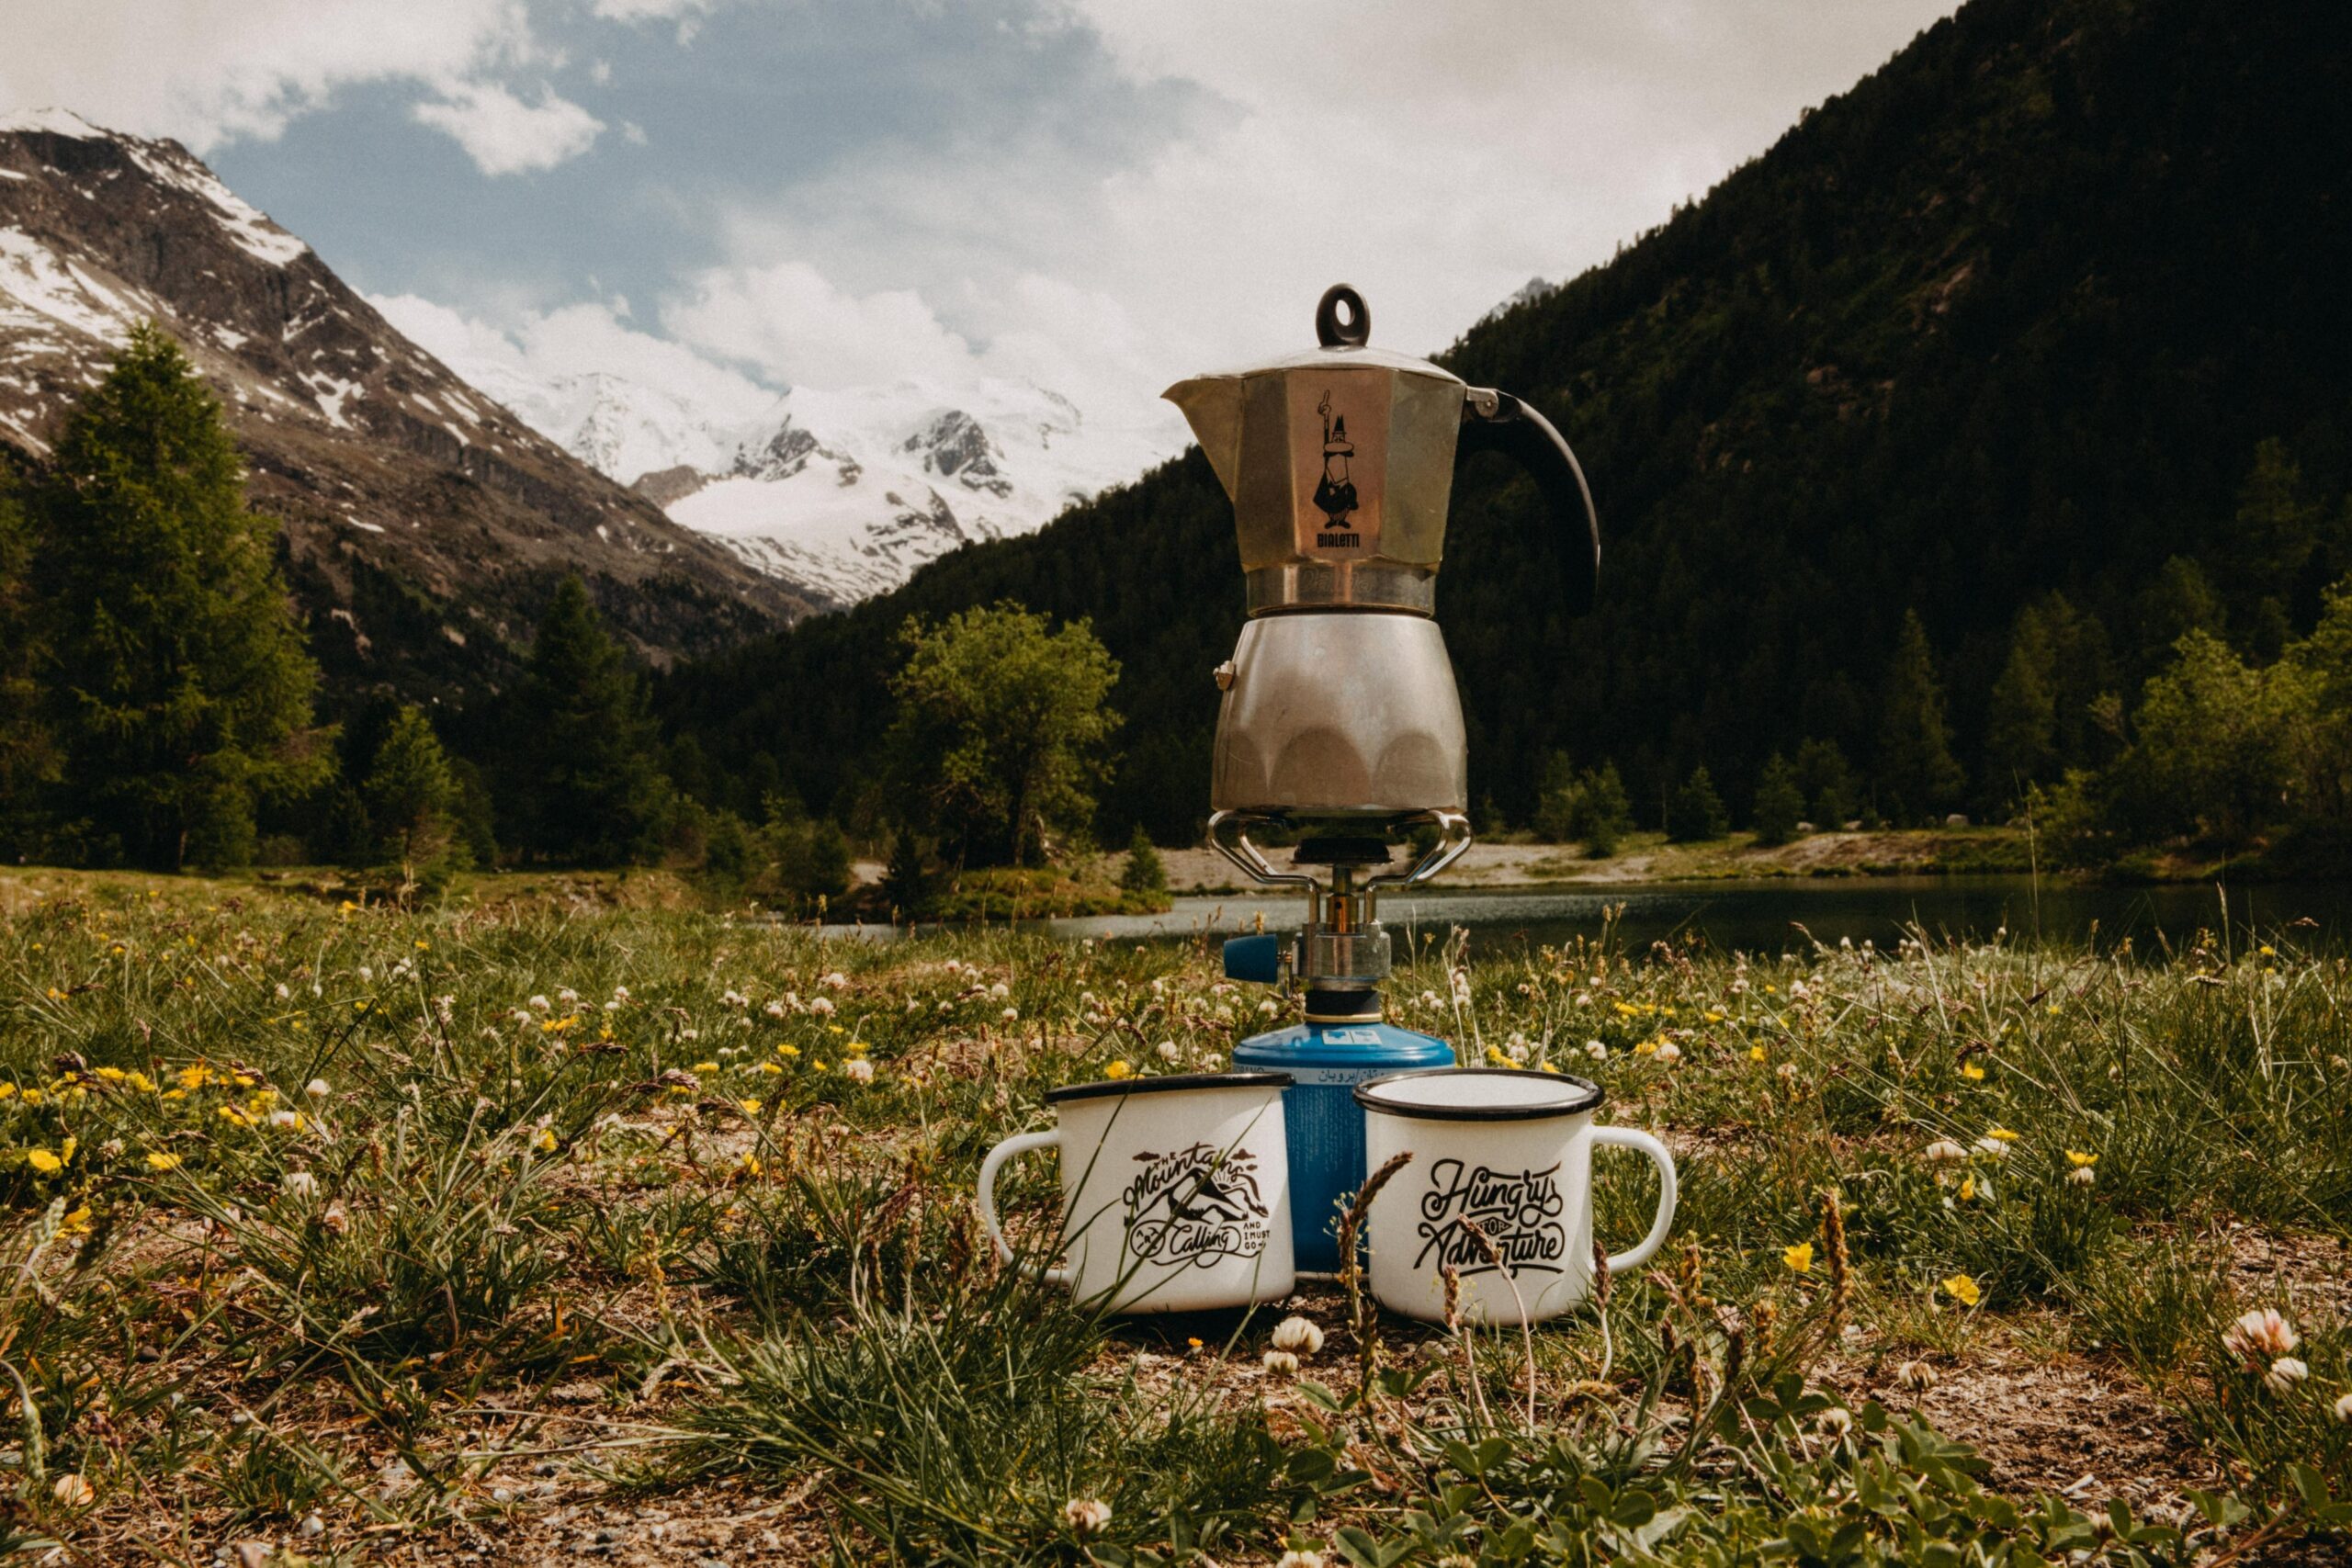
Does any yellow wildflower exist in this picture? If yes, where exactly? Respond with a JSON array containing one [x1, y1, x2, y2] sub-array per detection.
[[18, 1089, 40, 1106], [415, 940, 431, 951], [693, 1062, 720, 1074], [177, 1066, 211, 1089], [0, 1083, 14, 1100], [534, 1129, 558, 1153], [760, 1062, 783, 1076], [2065, 1150, 2098, 1168], [846, 1039, 869, 1055], [740, 1099, 763, 1116], [1105, 1060, 1133, 1080], [61, 1206, 92, 1235], [125, 1071, 156, 1093], [1962, 1062, 1985, 1081], [1748, 1045, 1766, 1063], [27, 1149, 64, 1174], [95, 1066, 126, 1083], [144, 1151, 182, 1171], [2259, 944, 2276, 957], [1984, 1126, 2018, 1142], [1959, 1176, 1976, 1201], [776, 1043, 800, 1058], [1783, 1241, 1814, 1273], [1940, 1275, 1982, 1307]]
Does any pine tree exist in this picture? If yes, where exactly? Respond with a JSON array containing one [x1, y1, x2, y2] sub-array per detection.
[[33, 324, 327, 868], [0, 470, 58, 857], [506, 576, 673, 864], [1876, 611, 1964, 825], [1568, 762, 1634, 857], [363, 705, 465, 871], [1119, 823, 1168, 895], [1751, 754, 1805, 846], [881, 825, 934, 917], [1793, 739, 1857, 828], [1984, 605, 2058, 799], [1666, 766, 1730, 842]]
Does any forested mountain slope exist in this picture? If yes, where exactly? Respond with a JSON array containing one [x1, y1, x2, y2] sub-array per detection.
[[660, 0, 2352, 840]]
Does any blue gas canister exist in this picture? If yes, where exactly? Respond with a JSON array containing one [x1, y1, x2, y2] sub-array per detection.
[[1232, 1018, 1455, 1272]]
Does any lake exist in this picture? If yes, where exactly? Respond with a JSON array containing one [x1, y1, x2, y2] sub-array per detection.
[[849, 876, 2352, 956]]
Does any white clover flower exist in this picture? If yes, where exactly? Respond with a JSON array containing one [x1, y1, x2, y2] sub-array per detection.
[[1156, 1040, 1180, 1061], [356, 966, 373, 983], [990, 981, 1010, 999], [842, 1057, 875, 1085], [1261, 1349, 1300, 1375], [2223, 1307, 2300, 1362], [1895, 1359, 1938, 1391], [2265, 1357, 2310, 1394], [1584, 1041, 1607, 1060], [2334, 1390, 2352, 1425], [1062, 1497, 1111, 1536], [1258, 1000, 1278, 1017], [558, 987, 579, 1006], [510, 1009, 533, 1026], [274, 983, 290, 1000], [1655, 1042, 1681, 1064], [1973, 1137, 2011, 1160], [821, 971, 850, 989], [999, 1007, 1019, 1022], [282, 1170, 319, 1200], [1574, 992, 1593, 1007], [1276, 1551, 1328, 1568], [267, 1109, 302, 1130], [2066, 1164, 2097, 1186], [528, 995, 549, 1011], [1272, 1315, 1325, 1355], [1789, 979, 1809, 998], [612, 985, 630, 1000], [305, 1078, 331, 1100], [1923, 1140, 1968, 1164], [1419, 989, 1441, 1008], [809, 996, 836, 1017], [765, 999, 786, 1019], [1815, 1408, 1854, 1438]]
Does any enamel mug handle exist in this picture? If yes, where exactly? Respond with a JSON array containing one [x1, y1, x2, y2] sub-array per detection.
[[976, 1129, 1070, 1285], [1591, 1125, 1678, 1275]]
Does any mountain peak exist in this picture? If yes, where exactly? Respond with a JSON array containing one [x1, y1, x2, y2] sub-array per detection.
[[0, 118, 810, 703]]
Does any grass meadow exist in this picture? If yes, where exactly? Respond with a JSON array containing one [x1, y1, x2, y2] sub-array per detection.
[[1, 870, 2348, 1564]]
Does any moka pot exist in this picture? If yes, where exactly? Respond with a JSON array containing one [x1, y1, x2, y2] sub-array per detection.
[[1169, 286, 1601, 1271]]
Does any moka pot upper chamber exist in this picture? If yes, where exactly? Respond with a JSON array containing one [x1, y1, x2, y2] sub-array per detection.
[[1165, 285, 1600, 826]]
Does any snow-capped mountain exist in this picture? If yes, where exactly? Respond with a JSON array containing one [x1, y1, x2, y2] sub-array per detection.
[[0, 110, 808, 700], [379, 298, 1171, 604]]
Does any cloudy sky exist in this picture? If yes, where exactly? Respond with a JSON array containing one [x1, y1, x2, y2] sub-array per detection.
[[5, 0, 1959, 453]]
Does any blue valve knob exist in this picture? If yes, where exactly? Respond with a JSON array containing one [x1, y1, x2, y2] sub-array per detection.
[[1222, 933, 1284, 985]]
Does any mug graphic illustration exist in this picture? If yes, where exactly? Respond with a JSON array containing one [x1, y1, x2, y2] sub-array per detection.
[[1412, 1157, 1569, 1277], [976, 1071, 1296, 1313], [1122, 1143, 1272, 1268], [1355, 1068, 1676, 1324]]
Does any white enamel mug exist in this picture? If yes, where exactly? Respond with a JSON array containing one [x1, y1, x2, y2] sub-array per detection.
[[977, 1071, 1295, 1313], [1354, 1068, 1677, 1325]]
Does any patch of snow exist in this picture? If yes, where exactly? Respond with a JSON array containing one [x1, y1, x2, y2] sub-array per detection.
[[0, 228, 132, 344], [118, 141, 309, 268], [304, 373, 360, 429], [0, 109, 105, 139]]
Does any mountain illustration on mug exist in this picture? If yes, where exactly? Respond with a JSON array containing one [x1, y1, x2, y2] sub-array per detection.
[[1122, 1143, 1272, 1268]]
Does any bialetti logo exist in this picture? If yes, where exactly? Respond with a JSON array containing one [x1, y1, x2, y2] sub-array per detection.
[[1412, 1158, 1569, 1277], [1123, 1143, 1272, 1269], [1312, 389, 1360, 547]]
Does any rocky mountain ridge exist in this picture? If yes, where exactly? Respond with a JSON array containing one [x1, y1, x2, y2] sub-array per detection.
[[0, 110, 811, 707]]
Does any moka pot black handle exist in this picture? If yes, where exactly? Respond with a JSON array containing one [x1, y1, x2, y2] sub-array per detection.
[[1455, 388, 1600, 614]]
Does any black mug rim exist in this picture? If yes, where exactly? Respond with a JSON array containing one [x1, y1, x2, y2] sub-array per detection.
[[1045, 1069, 1295, 1105], [1354, 1066, 1604, 1122]]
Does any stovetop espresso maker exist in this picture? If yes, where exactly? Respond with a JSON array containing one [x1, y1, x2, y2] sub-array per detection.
[[1165, 284, 1600, 1270]]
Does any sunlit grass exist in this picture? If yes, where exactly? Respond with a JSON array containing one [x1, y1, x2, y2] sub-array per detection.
[[0, 874, 2346, 1559]]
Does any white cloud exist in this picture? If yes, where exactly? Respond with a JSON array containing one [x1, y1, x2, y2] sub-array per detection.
[[411, 80, 603, 175], [373, 290, 776, 424], [0, 0, 605, 175], [662, 261, 981, 391]]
